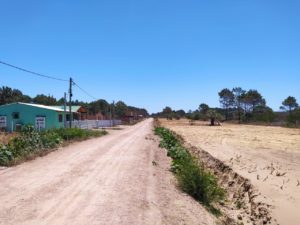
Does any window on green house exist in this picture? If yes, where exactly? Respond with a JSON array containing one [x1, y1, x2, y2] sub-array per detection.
[[58, 114, 63, 122], [12, 112, 19, 119], [0, 115, 7, 129]]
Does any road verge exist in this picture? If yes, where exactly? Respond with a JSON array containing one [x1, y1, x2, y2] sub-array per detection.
[[154, 119, 275, 225]]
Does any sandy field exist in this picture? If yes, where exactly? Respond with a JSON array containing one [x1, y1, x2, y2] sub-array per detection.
[[0, 119, 216, 225], [160, 119, 300, 225]]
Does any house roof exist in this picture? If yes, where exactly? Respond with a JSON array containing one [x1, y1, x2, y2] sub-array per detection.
[[50, 105, 82, 113], [0, 102, 86, 113], [21, 103, 66, 112]]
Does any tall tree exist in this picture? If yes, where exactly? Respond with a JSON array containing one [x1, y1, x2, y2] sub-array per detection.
[[114, 101, 128, 118], [33, 94, 57, 105], [175, 109, 186, 118], [20, 94, 32, 103], [281, 96, 298, 113], [127, 106, 149, 117], [218, 88, 234, 120], [242, 89, 265, 113], [253, 106, 275, 123], [0, 86, 31, 105], [199, 103, 209, 115], [232, 87, 246, 122], [88, 99, 110, 116], [240, 92, 251, 113], [162, 106, 173, 119]]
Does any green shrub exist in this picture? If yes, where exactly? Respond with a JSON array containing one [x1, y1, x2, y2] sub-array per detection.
[[40, 130, 63, 149], [176, 157, 225, 205], [155, 127, 225, 209], [286, 108, 300, 126], [0, 126, 107, 166], [55, 128, 107, 141], [155, 127, 179, 149], [252, 106, 275, 123], [0, 145, 13, 166]]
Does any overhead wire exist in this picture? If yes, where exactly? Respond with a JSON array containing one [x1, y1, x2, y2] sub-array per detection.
[[72, 81, 98, 100], [0, 60, 68, 82], [0, 60, 99, 100]]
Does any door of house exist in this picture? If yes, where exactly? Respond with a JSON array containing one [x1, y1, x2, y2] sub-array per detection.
[[35, 116, 46, 130], [0, 116, 7, 131]]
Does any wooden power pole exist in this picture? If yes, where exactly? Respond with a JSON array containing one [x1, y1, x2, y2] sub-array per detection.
[[64, 92, 67, 128], [69, 77, 73, 128]]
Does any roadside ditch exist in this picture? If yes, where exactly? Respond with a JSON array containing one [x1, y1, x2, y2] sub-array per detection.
[[154, 121, 276, 225]]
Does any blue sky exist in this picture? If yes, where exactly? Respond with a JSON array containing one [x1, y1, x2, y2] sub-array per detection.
[[1, 0, 299, 113]]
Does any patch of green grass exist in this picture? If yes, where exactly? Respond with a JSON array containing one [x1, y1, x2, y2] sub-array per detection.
[[0, 126, 107, 166], [235, 200, 244, 209], [55, 127, 107, 141], [155, 127, 225, 213]]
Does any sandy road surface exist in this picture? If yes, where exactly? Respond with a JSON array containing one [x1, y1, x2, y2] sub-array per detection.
[[0, 119, 216, 225], [161, 119, 300, 225]]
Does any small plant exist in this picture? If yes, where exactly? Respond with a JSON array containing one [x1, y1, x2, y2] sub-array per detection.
[[0, 145, 13, 166], [235, 200, 244, 209], [155, 127, 225, 211], [176, 157, 225, 205]]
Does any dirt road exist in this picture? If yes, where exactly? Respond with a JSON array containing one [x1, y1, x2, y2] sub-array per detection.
[[0, 119, 216, 225]]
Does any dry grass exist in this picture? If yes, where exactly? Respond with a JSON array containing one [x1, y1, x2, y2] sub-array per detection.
[[159, 118, 300, 225], [0, 133, 17, 145], [160, 119, 300, 153]]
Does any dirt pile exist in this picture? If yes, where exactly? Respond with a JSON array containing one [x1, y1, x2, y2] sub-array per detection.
[[187, 145, 275, 225]]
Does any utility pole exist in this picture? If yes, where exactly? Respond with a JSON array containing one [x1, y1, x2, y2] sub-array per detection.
[[111, 101, 115, 127], [69, 77, 73, 128], [110, 102, 113, 127], [63, 92, 67, 128]]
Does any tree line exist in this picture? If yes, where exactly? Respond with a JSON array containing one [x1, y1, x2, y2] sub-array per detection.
[[0, 86, 149, 119], [152, 87, 299, 126]]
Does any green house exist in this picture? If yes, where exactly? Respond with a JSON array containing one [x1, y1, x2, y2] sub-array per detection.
[[0, 102, 71, 132]]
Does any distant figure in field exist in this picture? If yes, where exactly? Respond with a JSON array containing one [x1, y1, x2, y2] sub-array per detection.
[[207, 109, 222, 126]]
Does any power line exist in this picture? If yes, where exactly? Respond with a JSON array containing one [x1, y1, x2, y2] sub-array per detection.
[[0, 60, 68, 82], [0, 60, 98, 101], [73, 81, 98, 100]]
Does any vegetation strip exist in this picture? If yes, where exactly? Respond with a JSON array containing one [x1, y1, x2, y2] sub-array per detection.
[[154, 127, 225, 214], [155, 125, 275, 224], [0, 126, 107, 166], [152, 87, 299, 127]]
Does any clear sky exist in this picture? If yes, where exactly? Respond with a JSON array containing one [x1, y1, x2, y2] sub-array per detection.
[[1, 0, 299, 113]]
